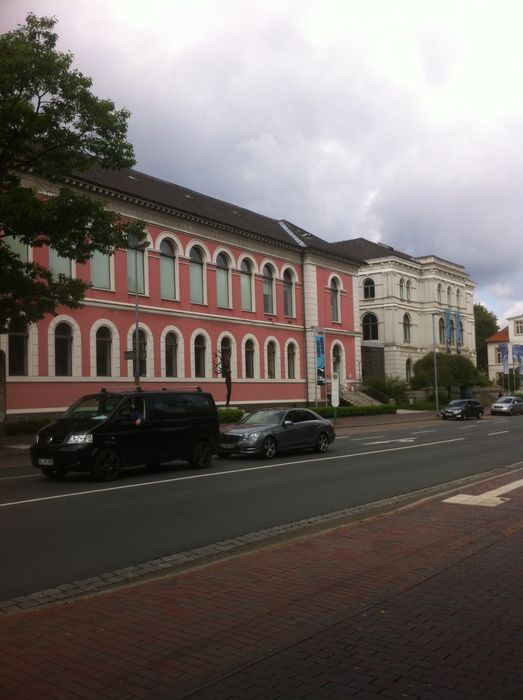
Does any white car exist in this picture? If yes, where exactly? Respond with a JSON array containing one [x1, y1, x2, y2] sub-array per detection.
[[490, 396, 523, 416]]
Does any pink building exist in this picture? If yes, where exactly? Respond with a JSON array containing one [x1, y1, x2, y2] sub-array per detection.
[[1, 168, 361, 421]]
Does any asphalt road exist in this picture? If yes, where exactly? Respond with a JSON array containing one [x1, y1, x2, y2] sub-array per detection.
[[1, 414, 522, 601]]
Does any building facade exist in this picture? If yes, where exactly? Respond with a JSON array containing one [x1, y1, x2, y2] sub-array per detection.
[[485, 314, 523, 390], [332, 239, 477, 382], [1, 168, 361, 420]]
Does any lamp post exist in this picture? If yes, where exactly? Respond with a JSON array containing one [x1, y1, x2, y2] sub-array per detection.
[[432, 313, 440, 417], [131, 239, 150, 387]]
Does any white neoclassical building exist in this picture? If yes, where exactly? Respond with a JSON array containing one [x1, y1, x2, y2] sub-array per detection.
[[332, 239, 476, 382], [485, 313, 523, 388]]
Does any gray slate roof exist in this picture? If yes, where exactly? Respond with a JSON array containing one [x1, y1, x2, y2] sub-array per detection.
[[331, 238, 415, 263], [69, 167, 363, 265]]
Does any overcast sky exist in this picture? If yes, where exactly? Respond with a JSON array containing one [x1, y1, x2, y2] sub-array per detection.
[[4, 0, 523, 326]]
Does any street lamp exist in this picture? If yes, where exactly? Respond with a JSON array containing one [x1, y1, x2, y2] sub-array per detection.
[[130, 239, 150, 387], [432, 313, 440, 417]]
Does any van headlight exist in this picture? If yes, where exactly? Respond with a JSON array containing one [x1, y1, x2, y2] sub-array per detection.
[[66, 433, 93, 444]]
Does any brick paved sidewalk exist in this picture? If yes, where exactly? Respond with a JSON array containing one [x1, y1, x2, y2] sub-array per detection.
[[1, 465, 522, 699]]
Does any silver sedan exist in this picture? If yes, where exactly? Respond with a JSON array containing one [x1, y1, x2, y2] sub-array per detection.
[[490, 396, 523, 415], [219, 408, 336, 458]]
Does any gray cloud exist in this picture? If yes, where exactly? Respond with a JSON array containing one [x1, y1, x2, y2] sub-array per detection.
[[4, 0, 523, 324]]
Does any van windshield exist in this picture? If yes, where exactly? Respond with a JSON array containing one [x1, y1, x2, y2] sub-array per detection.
[[63, 395, 121, 420]]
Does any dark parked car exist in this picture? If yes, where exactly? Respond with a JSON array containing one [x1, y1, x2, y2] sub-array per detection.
[[490, 396, 523, 415], [31, 389, 219, 481], [441, 399, 484, 420], [219, 408, 335, 458]]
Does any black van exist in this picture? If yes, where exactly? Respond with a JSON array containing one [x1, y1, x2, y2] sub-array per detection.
[[31, 389, 220, 481]]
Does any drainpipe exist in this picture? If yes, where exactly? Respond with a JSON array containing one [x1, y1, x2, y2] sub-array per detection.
[[301, 250, 311, 406]]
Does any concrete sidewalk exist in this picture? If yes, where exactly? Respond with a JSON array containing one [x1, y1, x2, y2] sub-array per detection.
[[1, 410, 522, 698]]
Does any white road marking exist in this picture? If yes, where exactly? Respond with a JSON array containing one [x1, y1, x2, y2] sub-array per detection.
[[411, 430, 436, 435], [350, 435, 386, 441], [488, 430, 509, 436], [443, 477, 523, 507], [363, 438, 416, 445], [0, 438, 464, 509]]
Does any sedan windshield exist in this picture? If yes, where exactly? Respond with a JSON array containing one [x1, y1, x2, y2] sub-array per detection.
[[241, 410, 285, 425], [447, 400, 467, 407], [497, 398, 513, 404]]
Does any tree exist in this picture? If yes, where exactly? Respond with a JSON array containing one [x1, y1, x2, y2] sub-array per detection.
[[0, 14, 144, 333], [474, 303, 498, 373], [412, 352, 488, 400], [214, 351, 232, 406]]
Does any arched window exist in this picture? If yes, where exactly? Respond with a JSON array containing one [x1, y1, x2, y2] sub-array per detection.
[[263, 264, 275, 314], [220, 336, 232, 375], [399, 278, 405, 300], [190, 247, 205, 304], [437, 283, 442, 304], [406, 280, 411, 301], [363, 278, 375, 299], [330, 277, 340, 323], [362, 313, 378, 341], [132, 329, 147, 377], [165, 331, 178, 377], [406, 359, 412, 383], [160, 239, 176, 299], [245, 339, 254, 378], [287, 342, 296, 379], [194, 334, 206, 377], [96, 326, 112, 377], [439, 318, 445, 344], [456, 289, 461, 308], [403, 314, 411, 343], [458, 321, 464, 347], [216, 253, 230, 307], [283, 269, 294, 317], [127, 234, 146, 294], [55, 322, 73, 376], [8, 319, 28, 376], [450, 319, 455, 345], [447, 286, 452, 306], [240, 259, 253, 311], [267, 341, 276, 378]]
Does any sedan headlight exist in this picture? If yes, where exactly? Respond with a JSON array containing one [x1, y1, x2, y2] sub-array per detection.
[[66, 433, 93, 445], [242, 431, 263, 442]]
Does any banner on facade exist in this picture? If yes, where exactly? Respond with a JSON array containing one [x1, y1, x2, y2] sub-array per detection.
[[512, 344, 523, 376], [445, 308, 451, 352], [455, 310, 461, 350], [499, 343, 509, 375], [316, 334, 325, 384]]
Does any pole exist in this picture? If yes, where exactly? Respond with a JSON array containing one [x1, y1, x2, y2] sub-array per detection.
[[432, 314, 440, 417], [134, 244, 140, 387], [131, 240, 150, 388]]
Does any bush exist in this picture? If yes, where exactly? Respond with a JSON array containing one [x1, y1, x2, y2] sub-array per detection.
[[218, 407, 244, 424], [364, 376, 408, 403], [312, 404, 397, 418]]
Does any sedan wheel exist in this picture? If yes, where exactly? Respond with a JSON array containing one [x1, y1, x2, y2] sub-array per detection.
[[91, 448, 121, 481], [261, 436, 277, 458], [314, 432, 329, 453]]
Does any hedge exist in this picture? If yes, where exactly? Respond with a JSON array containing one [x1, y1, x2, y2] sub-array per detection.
[[312, 404, 397, 418]]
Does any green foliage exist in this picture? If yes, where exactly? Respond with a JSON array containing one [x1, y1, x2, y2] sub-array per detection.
[[312, 404, 397, 418], [0, 14, 144, 332], [412, 352, 488, 392], [218, 407, 244, 423], [474, 303, 499, 372], [364, 376, 408, 403]]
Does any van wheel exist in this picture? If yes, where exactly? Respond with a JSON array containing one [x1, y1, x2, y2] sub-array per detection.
[[42, 466, 68, 480], [189, 440, 213, 468], [91, 448, 121, 481]]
